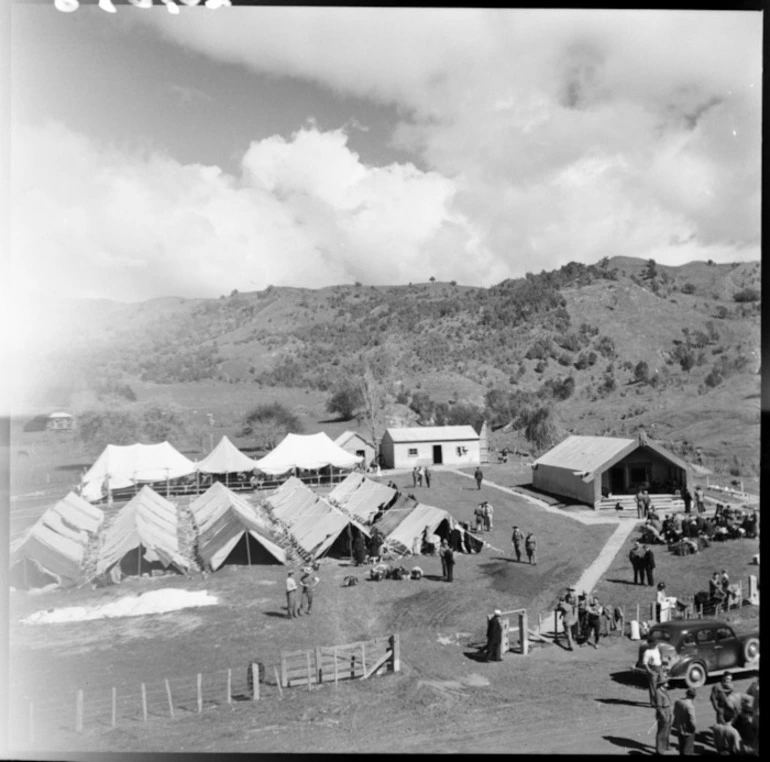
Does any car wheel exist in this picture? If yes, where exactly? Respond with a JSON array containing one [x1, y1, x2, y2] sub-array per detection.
[[685, 662, 707, 689], [743, 637, 760, 664]]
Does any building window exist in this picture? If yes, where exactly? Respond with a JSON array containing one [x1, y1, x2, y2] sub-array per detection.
[[456, 446, 467, 456], [408, 448, 418, 457]]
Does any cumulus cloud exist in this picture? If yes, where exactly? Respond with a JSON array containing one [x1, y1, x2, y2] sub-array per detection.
[[136, 7, 760, 273], [10, 121, 477, 307]]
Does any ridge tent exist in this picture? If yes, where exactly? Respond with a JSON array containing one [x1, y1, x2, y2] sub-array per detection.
[[263, 477, 370, 559], [196, 436, 259, 475], [254, 432, 363, 476], [94, 486, 190, 578], [190, 482, 285, 569], [9, 492, 105, 589], [80, 442, 196, 502], [327, 472, 398, 523], [372, 500, 483, 556]]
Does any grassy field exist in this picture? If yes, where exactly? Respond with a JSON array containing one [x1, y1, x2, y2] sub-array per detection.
[[5, 465, 759, 755]]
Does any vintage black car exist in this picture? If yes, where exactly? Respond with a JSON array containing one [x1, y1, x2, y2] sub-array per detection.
[[633, 619, 759, 689]]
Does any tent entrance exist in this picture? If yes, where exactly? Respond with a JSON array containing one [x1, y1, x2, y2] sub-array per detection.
[[9, 558, 58, 590], [224, 533, 283, 566], [118, 545, 178, 577]]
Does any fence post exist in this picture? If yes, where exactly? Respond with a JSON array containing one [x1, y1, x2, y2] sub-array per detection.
[[141, 683, 147, 722], [361, 643, 367, 677], [226, 669, 232, 704], [165, 679, 174, 718], [315, 647, 323, 685], [75, 689, 83, 733], [390, 634, 400, 673], [519, 611, 529, 655], [273, 666, 283, 697], [280, 654, 287, 689], [197, 673, 203, 713], [111, 687, 116, 728], [251, 663, 260, 702]]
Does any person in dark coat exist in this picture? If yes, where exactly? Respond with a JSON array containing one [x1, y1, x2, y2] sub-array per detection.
[[672, 688, 697, 756], [439, 539, 449, 578], [629, 540, 644, 585], [682, 487, 693, 514], [485, 610, 504, 661], [424, 466, 431, 488], [474, 467, 483, 490], [643, 544, 655, 586], [444, 545, 455, 582], [449, 523, 463, 553], [352, 533, 367, 566], [368, 530, 384, 562], [653, 671, 673, 754]]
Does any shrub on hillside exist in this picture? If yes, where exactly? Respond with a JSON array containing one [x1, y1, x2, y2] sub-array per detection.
[[540, 375, 575, 401], [680, 282, 696, 294], [733, 287, 760, 303], [594, 335, 616, 359], [242, 402, 303, 449], [525, 336, 554, 361], [326, 382, 364, 420], [633, 361, 650, 384]]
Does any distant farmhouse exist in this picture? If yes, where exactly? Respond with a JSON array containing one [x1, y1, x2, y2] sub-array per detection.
[[532, 433, 692, 510], [334, 431, 375, 467], [380, 425, 482, 469], [23, 411, 75, 433]]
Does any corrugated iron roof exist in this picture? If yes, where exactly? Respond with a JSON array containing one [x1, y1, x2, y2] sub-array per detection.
[[533, 435, 637, 473], [385, 426, 479, 443]]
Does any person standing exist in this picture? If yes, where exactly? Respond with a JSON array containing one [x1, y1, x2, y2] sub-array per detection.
[[485, 610, 504, 661], [416, 466, 423, 487], [424, 466, 431, 488], [643, 544, 656, 586], [353, 533, 367, 566], [474, 503, 484, 533], [585, 594, 602, 648], [642, 639, 663, 706], [653, 671, 673, 755], [710, 673, 738, 725], [555, 595, 577, 651], [512, 525, 524, 562], [682, 487, 693, 514], [444, 544, 455, 582], [672, 688, 697, 755], [299, 565, 319, 615], [439, 539, 449, 579], [474, 466, 483, 490], [412, 467, 419, 488], [635, 488, 645, 519], [694, 485, 705, 514], [525, 532, 537, 565], [285, 571, 298, 619], [629, 540, 644, 585], [641, 489, 652, 519]]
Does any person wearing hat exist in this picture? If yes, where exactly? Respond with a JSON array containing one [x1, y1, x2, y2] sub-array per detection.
[[525, 531, 537, 565], [710, 672, 739, 724], [555, 594, 577, 651], [642, 543, 656, 587], [285, 570, 298, 619], [484, 610, 504, 662], [653, 669, 673, 754], [584, 594, 602, 648], [642, 638, 663, 706], [511, 525, 524, 562], [439, 539, 449, 579], [299, 565, 320, 616], [629, 540, 644, 585], [732, 694, 757, 753], [672, 687, 697, 755]]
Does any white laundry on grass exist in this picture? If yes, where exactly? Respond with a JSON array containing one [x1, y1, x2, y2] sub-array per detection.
[[22, 588, 219, 625]]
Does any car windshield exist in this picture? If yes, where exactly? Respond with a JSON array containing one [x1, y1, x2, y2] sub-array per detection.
[[648, 629, 673, 642]]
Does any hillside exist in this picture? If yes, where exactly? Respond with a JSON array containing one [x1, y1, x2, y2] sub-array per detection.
[[10, 256, 761, 474]]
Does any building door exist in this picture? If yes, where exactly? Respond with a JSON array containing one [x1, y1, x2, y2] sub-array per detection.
[[609, 467, 625, 494], [433, 445, 443, 464]]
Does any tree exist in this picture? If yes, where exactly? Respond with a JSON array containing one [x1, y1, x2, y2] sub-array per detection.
[[242, 402, 303, 450], [520, 405, 559, 452], [633, 361, 650, 384], [326, 382, 364, 420], [140, 402, 190, 444], [76, 406, 142, 453], [643, 259, 658, 281]]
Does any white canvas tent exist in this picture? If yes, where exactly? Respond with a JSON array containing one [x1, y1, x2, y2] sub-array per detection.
[[10, 492, 105, 588], [254, 432, 363, 476], [94, 486, 189, 577], [264, 477, 370, 559], [327, 472, 398, 523], [190, 482, 285, 569], [81, 442, 196, 502], [196, 436, 259, 474]]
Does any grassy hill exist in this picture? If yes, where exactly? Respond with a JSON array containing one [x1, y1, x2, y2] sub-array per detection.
[[11, 256, 760, 476]]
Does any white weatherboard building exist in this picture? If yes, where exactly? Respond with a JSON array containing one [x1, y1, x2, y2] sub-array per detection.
[[380, 426, 481, 469]]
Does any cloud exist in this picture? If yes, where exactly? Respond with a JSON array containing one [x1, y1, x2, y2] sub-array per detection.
[[10, 121, 478, 310], [135, 7, 760, 272]]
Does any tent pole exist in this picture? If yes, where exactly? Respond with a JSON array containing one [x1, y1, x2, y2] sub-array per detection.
[[246, 533, 252, 567], [137, 544, 142, 577], [166, 470, 170, 498], [196, 470, 200, 496], [226, 471, 229, 489]]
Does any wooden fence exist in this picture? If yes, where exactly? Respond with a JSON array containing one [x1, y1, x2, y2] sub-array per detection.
[[280, 634, 400, 688]]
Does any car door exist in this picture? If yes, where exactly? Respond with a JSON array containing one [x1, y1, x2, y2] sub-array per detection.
[[694, 627, 717, 670], [714, 626, 739, 670]]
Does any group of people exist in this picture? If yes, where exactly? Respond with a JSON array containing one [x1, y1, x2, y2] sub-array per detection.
[[511, 525, 537, 564], [473, 501, 494, 532], [628, 540, 656, 585], [554, 588, 623, 650], [284, 565, 320, 618], [643, 639, 758, 755], [411, 465, 432, 488]]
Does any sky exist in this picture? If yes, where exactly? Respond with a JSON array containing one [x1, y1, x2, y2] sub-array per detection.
[[8, 3, 763, 305]]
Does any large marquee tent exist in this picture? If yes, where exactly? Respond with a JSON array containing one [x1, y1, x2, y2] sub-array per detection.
[[254, 432, 363, 476], [196, 436, 259, 474], [10, 492, 105, 588], [327, 472, 398, 523], [94, 486, 190, 578], [264, 477, 370, 559], [80, 442, 196, 502], [190, 482, 286, 569]]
